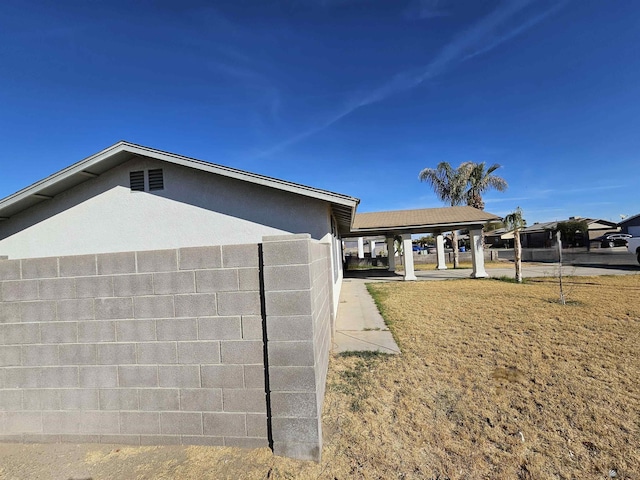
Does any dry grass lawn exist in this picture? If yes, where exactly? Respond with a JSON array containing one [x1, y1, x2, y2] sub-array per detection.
[[0, 275, 638, 479]]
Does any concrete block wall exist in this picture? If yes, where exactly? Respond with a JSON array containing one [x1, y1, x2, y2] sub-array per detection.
[[0, 245, 267, 448], [261, 234, 333, 461]]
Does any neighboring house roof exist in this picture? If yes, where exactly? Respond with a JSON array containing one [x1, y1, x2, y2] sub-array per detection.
[[619, 212, 640, 227], [523, 217, 617, 234], [350, 206, 500, 236], [0, 141, 360, 234]]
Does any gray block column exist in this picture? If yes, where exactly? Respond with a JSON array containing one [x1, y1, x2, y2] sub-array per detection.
[[261, 234, 322, 461]]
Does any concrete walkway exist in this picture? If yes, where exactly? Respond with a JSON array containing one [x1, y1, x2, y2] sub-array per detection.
[[333, 279, 401, 354]]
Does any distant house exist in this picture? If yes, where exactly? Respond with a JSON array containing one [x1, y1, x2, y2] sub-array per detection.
[[521, 217, 618, 248], [618, 213, 640, 236]]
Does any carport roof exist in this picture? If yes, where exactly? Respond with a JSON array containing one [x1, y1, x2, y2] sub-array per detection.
[[349, 206, 501, 236]]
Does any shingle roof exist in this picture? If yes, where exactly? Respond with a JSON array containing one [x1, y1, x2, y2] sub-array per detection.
[[351, 206, 500, 234]]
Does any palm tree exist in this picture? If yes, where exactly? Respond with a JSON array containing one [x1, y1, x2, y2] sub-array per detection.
[[503, 207, 526, 283], [460, 162, 508, 210], [419, 162, 468, 268]]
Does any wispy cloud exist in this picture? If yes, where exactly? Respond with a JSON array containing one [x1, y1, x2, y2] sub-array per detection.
[[403, 0, 451, 20], [257, 0, 567, 158]]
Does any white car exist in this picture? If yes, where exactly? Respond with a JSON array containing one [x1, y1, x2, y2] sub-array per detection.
[[627, 237, 640, 265]]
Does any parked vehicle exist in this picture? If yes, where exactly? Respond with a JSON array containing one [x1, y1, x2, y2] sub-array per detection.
[[627, 237, 640, 265], [595, 233, 632, 248]]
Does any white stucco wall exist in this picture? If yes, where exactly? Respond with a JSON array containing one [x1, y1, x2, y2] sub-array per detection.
[[0, 157, 334, 259]]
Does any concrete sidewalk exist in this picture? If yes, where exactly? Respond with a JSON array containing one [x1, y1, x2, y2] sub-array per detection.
[[333, 279, 401, 354]]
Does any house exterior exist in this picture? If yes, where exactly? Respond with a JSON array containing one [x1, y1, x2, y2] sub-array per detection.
[[0, 142, 359, 461], [618, 213, 640, 236], [521, 217, 618, 248]]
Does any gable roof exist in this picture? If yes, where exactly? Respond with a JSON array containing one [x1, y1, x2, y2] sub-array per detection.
[[619, 212, 640, 226], [523, 217, 617, 233], [350, 206, 500, 236], [0, 141, 360, 233]]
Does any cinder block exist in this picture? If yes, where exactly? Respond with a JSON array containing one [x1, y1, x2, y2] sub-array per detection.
[[264, 265, 311, 291], [80, 411, 120, 434], [23, 389, 60, 410], [181, 435, 224, 446], [22, 344, 59, 366], [179, 246, 222, 270], [76, 276, 113, 298], [23, 434, 60, 443], [113, 274, 153, 297], [174, 294, 216, 318], [42, 411, 80, 434], [99, 388, 139, 410], [59, 255, 97, 277], [97, 343, 136, 365], [195, 269, 238, 293], [21, 257, 58, 279], [0, 346, 21, 366], [201, 365, 244, 388], [97, 251, 136, 275], [38, 278, 75, 300], [134, 296, 174, 319], [154, 271, 195, 294], [220, 341, 264, 365], [0, 302, 21, 323], [271, 417, 319, 443], [137, 342, 177, 364], [265, 291, 312, 316], [140, 435, 182, 446], [137, 249, 178, 273], [57, 298, 94, 321], [0, 260, 21, 281], [95, 297, 133, 320], [79, 366, 118, 388], [157, 365, 200, 389], [139, 389, 179, 411], [19, 301, 57, 323], [261, 237, 310, 266], [2, 323, 40, 344], [179, 388, 222, 412], [116, 319, 156, 342], [59, 344, 96, 365], [177, 341, 220, 365], [203, 412, 246, 437], [238, 268, 260, 291], [118, 365, 158, 387], [241, 316, 263, 340], [2, 280, 39, 301], [243, 365, 266, 389], [78, 321, 114, 343], [59, 389, 99, 410], [246, 414, 268, 438], [272, 441, 320, 462], [0, 390, 22, 410], [266, 315, 313, 341], [5, 412, 43, 433], [59, 434, 100, 443], [156, 318, 197, 341], [267, 341, 315, 367], [100, 434, 140, 445], [270, 392, 317, 418], [268, 366, 316, 392], [41, 321, 77, 344], [221, 244, 259, 268], [197, 317, 242, 340], [39, 366, 79, 388], [225, 436, 268, 449], [160, 412, 203, 435], [222, 388, 266, 413], [217, 291, 260, 316]]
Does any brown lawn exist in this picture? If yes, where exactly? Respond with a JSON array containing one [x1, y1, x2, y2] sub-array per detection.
[[1, 275, 638, 479]]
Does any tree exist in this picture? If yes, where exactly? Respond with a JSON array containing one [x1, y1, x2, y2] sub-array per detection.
[[460, 162, 508, 210], [503, 207, 526, 283], [419, 162, 469, 268], [555, 220, 589, 248]]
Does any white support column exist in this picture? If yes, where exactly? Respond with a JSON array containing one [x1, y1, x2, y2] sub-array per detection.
[[470, 228, 488, 278], [435, 234, 447, 270], [402, 234, 417, 281], [370, 240, 376, 258], [386, 237, 395, 271], [357, 237, 364, 259]]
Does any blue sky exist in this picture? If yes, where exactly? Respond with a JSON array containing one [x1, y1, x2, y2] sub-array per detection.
[[1, 0, 639, 224]]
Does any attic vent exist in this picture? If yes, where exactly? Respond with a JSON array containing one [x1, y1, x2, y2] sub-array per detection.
[[148, 169, 164, 191], [130, 171, 144, 191]]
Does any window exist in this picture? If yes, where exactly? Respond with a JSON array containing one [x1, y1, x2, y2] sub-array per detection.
[[129, 171, 144, 191]]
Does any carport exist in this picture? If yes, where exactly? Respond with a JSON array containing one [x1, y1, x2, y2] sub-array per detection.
[[346, 206, 501, 281]]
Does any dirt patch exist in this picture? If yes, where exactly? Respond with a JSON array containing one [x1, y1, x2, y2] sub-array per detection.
[[1, 274, 638, 479]]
